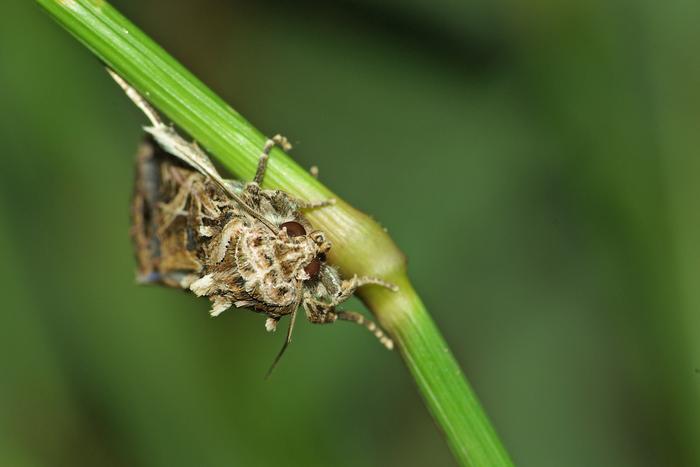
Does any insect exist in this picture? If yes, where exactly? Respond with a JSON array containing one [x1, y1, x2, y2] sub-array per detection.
[[109, 70, 397, 374]]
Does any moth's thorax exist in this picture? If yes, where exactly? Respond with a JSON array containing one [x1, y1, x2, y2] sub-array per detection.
[[243, 185, 304, 228], [232, 222, 321, 306]]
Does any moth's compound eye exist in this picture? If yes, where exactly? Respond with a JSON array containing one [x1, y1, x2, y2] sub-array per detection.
[[304, 258, 321, 280], [280, 221, 306, 237]]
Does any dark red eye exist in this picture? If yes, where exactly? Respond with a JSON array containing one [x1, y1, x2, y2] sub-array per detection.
[[280, 221, 306, 237], [304, 258, 321, 279]]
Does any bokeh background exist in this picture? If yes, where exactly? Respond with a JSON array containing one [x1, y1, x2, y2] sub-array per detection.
[[1, 0, 699, 466]]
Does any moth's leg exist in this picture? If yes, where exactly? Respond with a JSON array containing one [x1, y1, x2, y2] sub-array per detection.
[[252, 135, 333, 209], [304, 303, 393, 350], [296, 197, 336, 210], [335, 311, 393, 350], [303, 300, 334, 324], [331, 275, 398, 306], [253, 134, 292, 185]]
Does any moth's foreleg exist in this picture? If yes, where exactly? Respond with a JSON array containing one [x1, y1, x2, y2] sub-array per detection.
[[331, 275, 399, 306], [254, 134, 292, 185], [305, 304, 393, 350]]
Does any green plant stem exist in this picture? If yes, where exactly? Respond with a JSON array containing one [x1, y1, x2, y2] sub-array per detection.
[[363, 275, 511, 466], [36, 1, 513, 465]]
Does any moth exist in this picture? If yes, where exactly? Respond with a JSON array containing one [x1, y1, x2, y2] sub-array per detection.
[[109, 70, 397, 373]]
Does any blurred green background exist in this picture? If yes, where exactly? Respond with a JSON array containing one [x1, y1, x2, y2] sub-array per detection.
[[1, 0, 699, 466]]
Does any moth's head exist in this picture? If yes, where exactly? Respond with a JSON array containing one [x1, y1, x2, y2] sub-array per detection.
[[279, 221, 331, 281]]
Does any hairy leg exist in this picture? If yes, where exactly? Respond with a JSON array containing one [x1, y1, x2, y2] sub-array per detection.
[[331, 275, 398, 306], [254, 134, 292, 185], [305, 302, 393, 350], [336, 311, 394, 350], [296, 197, 336, 209]]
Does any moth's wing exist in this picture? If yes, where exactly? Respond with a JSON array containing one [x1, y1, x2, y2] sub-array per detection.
[[131, 137, 162, 283], [145, 125, 278, 232], [131, 136, 204, 288], [144, 125, 224, 185], [108, 67, 275, 230]]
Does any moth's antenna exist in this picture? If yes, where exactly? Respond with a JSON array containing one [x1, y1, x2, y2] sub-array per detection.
[[107, 69, 162, 128], [265, 308, 297, 379], [107, 68, 279, 233]]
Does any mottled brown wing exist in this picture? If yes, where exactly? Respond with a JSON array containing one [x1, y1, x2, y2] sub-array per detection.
[[131, 137, 204, 288]]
